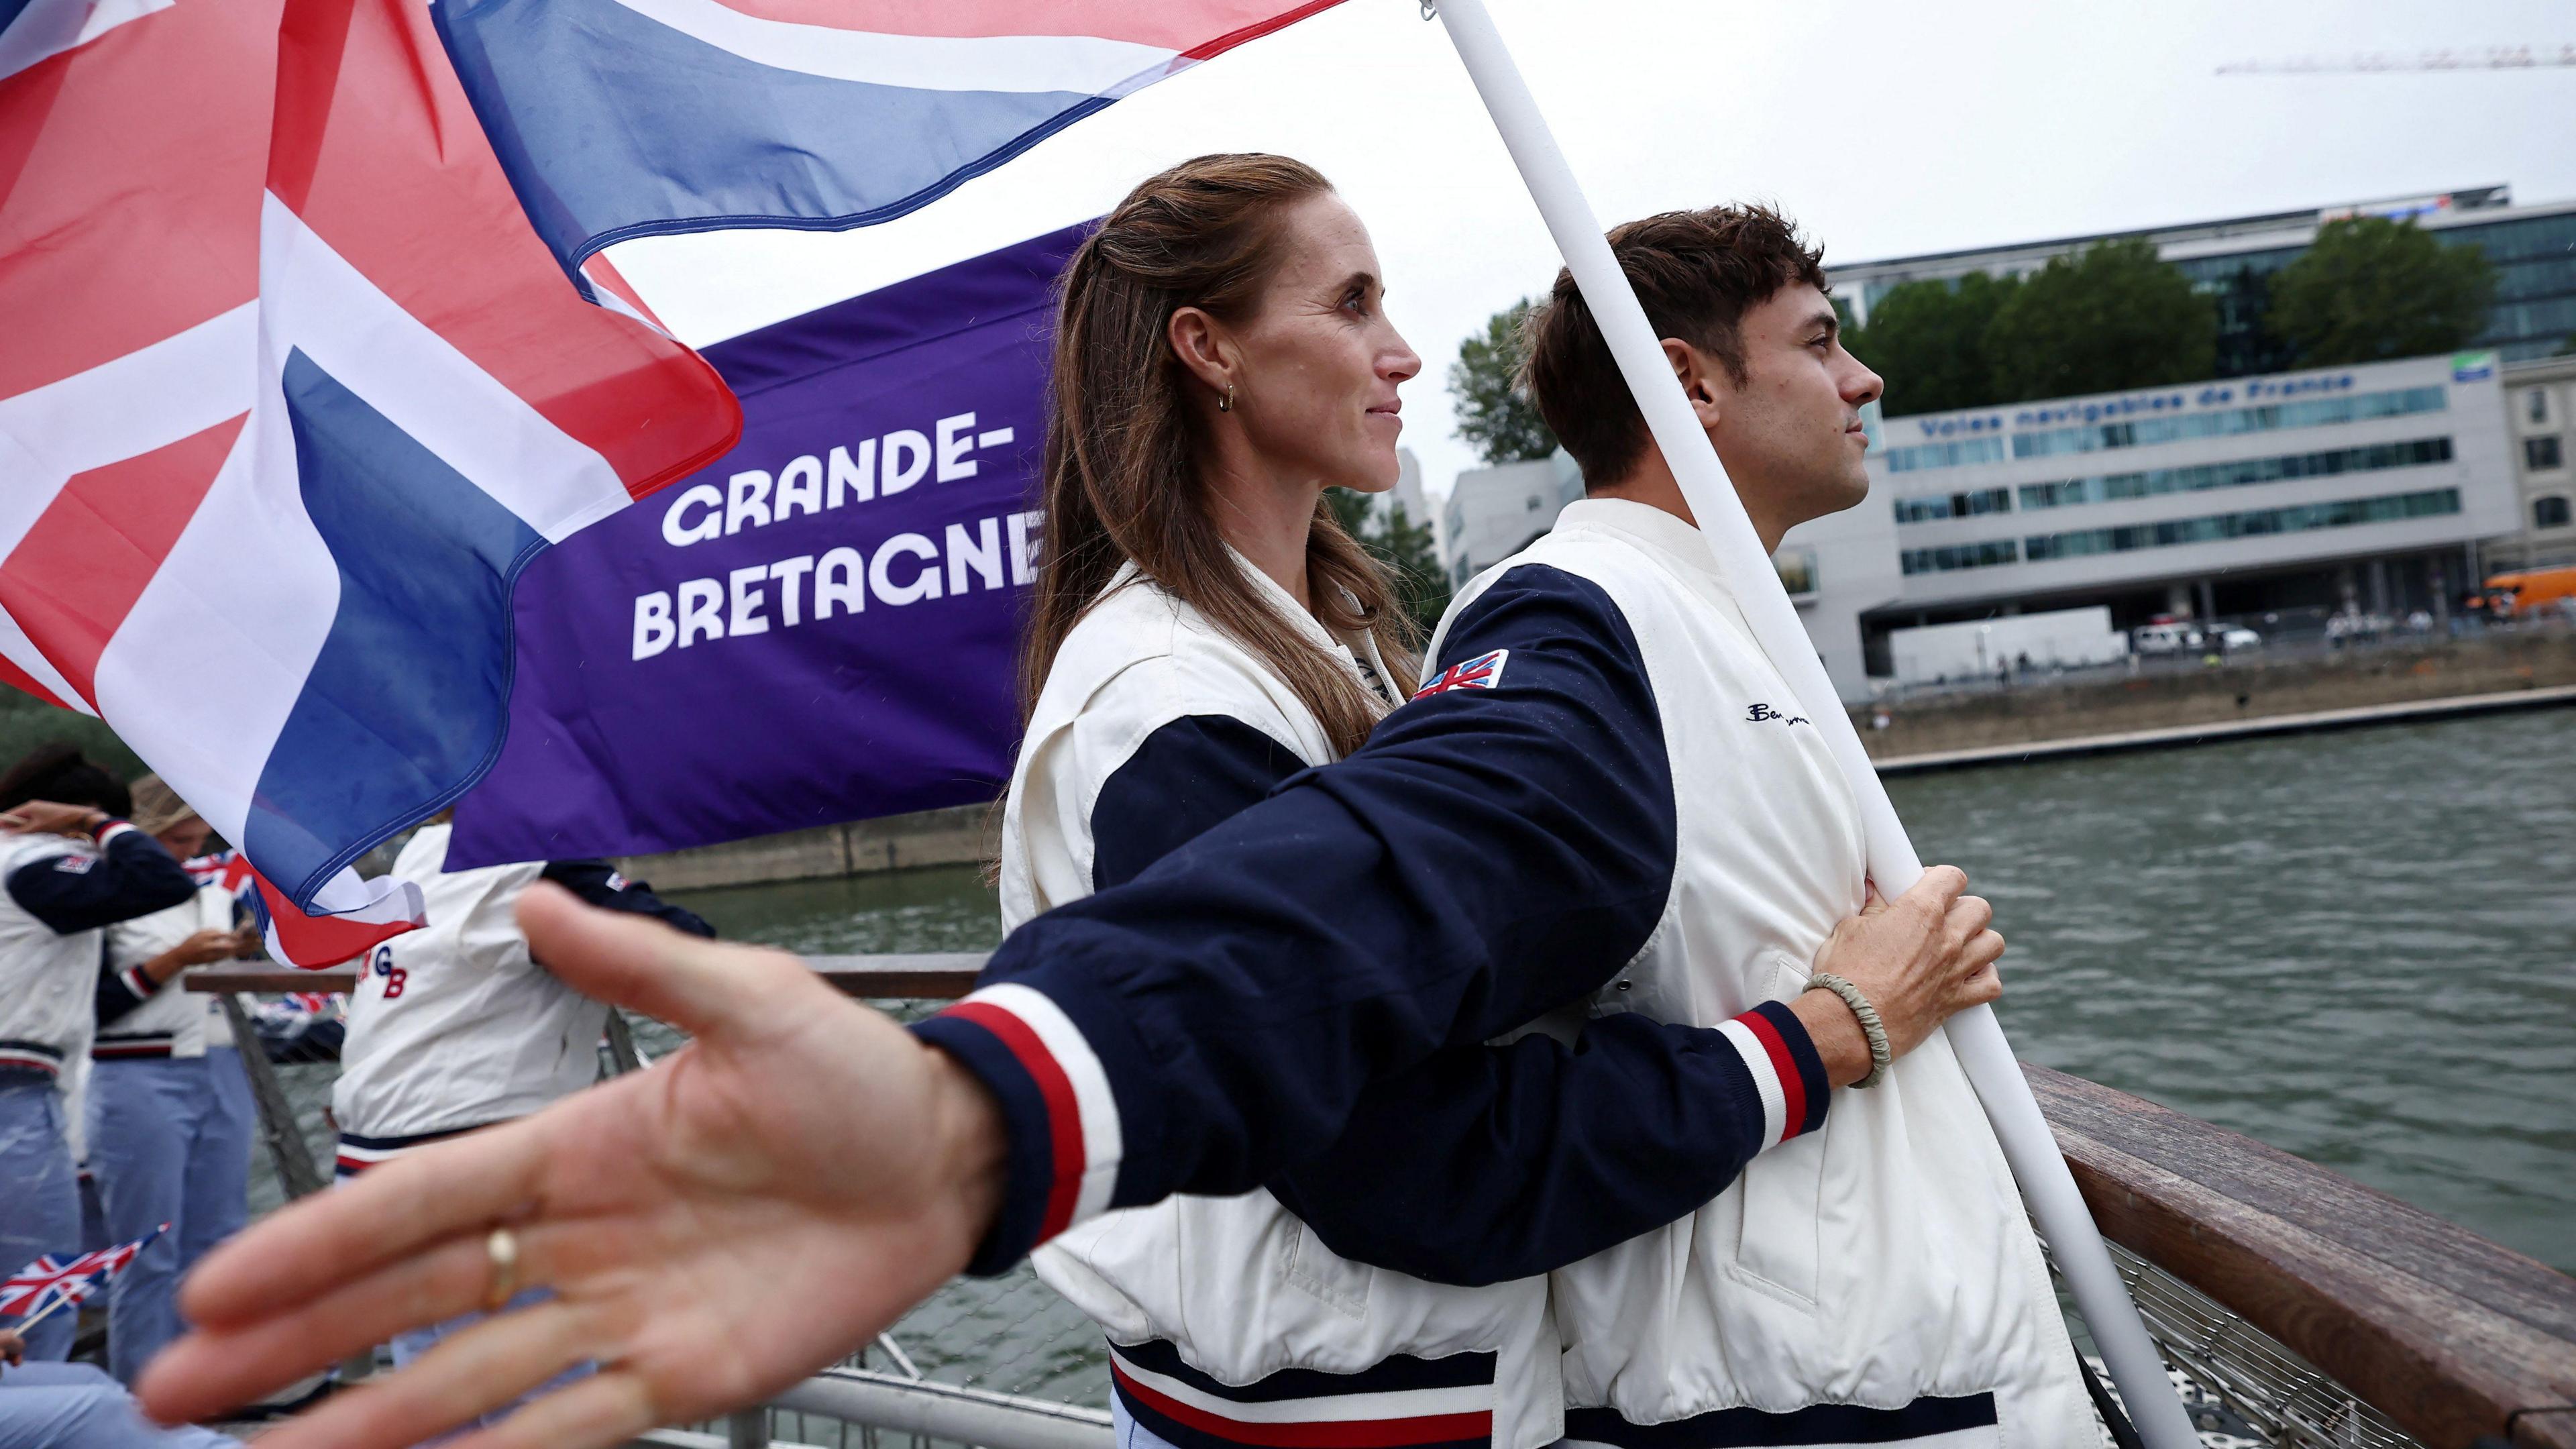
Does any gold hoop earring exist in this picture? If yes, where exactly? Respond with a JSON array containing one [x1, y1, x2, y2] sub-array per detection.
[[1219, 382, 1235, 413]]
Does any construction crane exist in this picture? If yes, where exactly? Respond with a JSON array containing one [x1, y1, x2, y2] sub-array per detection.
[[2218, 45, 2576, 76]]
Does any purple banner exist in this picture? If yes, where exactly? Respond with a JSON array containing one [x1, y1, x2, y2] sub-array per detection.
[[447, 225, 1085, 867]]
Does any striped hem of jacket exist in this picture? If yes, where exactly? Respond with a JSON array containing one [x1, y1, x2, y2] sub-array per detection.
[[93, 1032, 178, 1060], [1107, 1338, 1498, 1449], [0, 1038, 66, 1078], [1558, 1392, 1999, 1449], [335, 1124, 498, 1179]]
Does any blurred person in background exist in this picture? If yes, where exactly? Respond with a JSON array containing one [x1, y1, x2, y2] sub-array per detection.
[[0, 1325, 241, 1448], [85, 776, 260, 1384], [0, 744, 195, 1363], [329, 812, 713, 1439]]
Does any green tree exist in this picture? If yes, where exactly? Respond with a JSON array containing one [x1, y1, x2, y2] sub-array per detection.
[[0, 692, 145, 784], [1986, 239, 2217, 402], [1328, 490, 1452, 637], [1845, 272, 2021, 417], [1448, 299, 1558, 465], [2265, 217, 2499, 366]]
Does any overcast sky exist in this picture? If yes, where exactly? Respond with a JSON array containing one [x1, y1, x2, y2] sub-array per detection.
[[608, 0, 2576, 505]]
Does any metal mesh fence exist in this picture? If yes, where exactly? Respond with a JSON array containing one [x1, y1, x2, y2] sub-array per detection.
[[2047, 1237, 2420, 1449]]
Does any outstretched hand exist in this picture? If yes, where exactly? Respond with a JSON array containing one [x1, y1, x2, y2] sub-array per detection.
[[137, 883, 1007, 1449]]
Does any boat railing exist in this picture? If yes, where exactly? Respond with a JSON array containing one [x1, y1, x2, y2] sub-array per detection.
[[188, 961, 2576, 1449]]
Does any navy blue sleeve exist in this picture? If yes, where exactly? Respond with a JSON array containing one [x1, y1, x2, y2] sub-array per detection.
[[1091, 682, 1828, 1283], [914, 566, 1682, 1273], [5, 825, 198, 935], [95, 954, 165, 1027], [1091, 716, 1304, 893], [1271, 1001, 1829, 1285], [539, 861, 715, 938]]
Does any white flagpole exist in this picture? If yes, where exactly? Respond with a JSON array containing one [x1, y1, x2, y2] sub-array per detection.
[[1426, 3, 2196, 1444]]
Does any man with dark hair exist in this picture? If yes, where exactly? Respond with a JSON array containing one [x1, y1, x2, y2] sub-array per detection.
[[1419, 205, 2092, 1446], [1523, 206, 1854, 524], [0, 745, 197, 1364]]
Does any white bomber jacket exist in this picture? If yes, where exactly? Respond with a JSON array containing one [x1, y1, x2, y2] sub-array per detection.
[[97, 883, 242, 1061], [1003, 559, 1566, 1449], [1446, 502, 2092, 1449], [0, 823, 197, 1082], [331, 823, 710, 1172]]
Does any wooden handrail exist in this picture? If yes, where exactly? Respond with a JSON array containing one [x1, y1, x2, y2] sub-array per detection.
[[2027, 1064, 2576, 1449]]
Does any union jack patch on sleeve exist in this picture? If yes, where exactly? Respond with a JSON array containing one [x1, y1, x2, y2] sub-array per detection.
[[1413, 649, 1510, 700], [51, 855, 96, 875]]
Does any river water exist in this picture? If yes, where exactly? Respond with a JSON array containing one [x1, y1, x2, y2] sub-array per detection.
[[258, 708, 2574, 1407]]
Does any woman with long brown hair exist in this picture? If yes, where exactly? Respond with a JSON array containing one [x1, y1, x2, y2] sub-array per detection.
[[998, 155, 1564, 1449]]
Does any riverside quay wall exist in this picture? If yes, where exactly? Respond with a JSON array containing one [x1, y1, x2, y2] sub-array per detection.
[[619, 802, 996, 892], [1854, 628, 2576, 761], [621, 629, 2574, 891]]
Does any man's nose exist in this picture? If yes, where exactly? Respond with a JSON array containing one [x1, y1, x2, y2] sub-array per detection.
[[1845, 363, 1884, 408]]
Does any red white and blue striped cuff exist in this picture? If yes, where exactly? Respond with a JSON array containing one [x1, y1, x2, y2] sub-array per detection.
[[93, 820, 138, 847], [912, 983, 1123, 1275], [1714, 1000, 1830, 1150]]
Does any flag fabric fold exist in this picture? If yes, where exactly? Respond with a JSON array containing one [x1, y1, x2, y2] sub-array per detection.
[[433, 0, 1346, 283], [0, 0, 741, 963]]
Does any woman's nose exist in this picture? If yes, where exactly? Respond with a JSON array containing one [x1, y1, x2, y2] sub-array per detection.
[[1384, 336, 1422, 382]]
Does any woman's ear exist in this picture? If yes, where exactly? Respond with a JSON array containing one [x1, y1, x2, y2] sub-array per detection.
[[1168, 306, 1236, 399]]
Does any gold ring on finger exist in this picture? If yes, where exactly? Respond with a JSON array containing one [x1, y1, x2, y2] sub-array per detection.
[[483, 1226, 520, 1313]]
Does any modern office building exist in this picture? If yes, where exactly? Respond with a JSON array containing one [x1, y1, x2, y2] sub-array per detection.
[[1438, 450, 1585, 588], [1835, 350, 2516, 688], [1831, 186, 2576, 375], [2498, 356, 2576, 572], [1440, 351, 2520, 700]]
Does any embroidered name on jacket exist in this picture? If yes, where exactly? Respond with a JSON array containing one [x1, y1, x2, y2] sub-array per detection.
[[1413, 649, 1509, 700], [1744, 702, 1809, 727]]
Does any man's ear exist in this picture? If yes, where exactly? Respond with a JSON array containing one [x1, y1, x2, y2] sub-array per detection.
[[1662, 338, 1725, 430], [1168, 307, 1236, 399]]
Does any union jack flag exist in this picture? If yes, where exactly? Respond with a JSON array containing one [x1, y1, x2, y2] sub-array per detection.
[[1, 1224, 167, 1321], [1411, 649, 1511, 701]]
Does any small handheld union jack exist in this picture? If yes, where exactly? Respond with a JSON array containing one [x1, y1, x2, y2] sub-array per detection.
[[184, 850, 260, 902], [1411, 649, 1512, 701], [3, 1224, 168, 1328]]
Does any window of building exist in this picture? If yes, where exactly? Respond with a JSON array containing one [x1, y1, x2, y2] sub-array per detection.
[[2527, 436, 2565, 472], [2538, 495, 2574, 530], [2022, 487, 2461, 561], [2528, 388, 2552, 426], [2011, 385, 2448, 462], [2017, 436, 2453, 511], [1882, 437, 2007, 475], [1898, 540, 2019, 576], [1774, 548, 1819, 596], [1892, 487, 2012, 523]]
